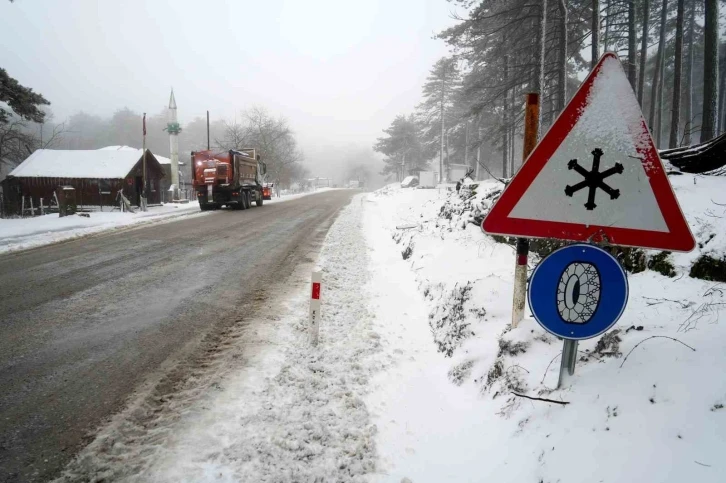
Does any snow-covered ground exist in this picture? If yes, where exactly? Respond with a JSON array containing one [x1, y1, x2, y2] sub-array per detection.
[[56, 175, 725, 482], [363, 176, 726, 482], [0, 188, 341, 254]]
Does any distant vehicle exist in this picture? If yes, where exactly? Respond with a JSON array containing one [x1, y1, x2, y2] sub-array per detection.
[[401, 176, 419, 188], [418, 171, 436, 188], [262, 183, 274, 200], [191, 149, 267, 211], [348, 180, 360, 189]]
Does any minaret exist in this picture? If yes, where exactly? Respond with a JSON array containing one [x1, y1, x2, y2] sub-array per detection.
[[166, 88, 181, 199]]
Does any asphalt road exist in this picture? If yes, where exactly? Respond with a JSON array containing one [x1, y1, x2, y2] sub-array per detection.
[[0, 190, 355, 482]]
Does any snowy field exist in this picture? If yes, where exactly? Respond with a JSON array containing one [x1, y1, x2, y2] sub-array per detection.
[[0, 188, 340, 255], [55, 176, 725, 482]]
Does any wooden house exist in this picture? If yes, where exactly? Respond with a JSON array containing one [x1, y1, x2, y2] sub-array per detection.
[[0, 148, 165, 216]]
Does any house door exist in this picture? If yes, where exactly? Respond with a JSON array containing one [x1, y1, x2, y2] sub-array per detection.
[[135, 176, 143, 206]]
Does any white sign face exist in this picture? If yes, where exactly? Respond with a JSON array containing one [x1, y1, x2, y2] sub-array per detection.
[[483, 53, 695, 252], [509, 56, 666, 231]]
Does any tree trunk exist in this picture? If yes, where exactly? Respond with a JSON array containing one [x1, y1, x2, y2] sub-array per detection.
[[592, 0, 600, 69], [701, 0, 719, 142], [476, 116, 482, 180], [718, 44, 726, 134], [510, 87, 516, 173], [669, 0, 685, 148], [628, 0, 637, 90], [656, 45, 665, 147], [503, 56, 509, 178], [440, 65, 446, 181], [637, 0, 650, 105], [603, 0, 611, 51], [557, 0, 568, 114], [649, 0, 667, 135], [535, 0, 548, 137], [464, 118, 470, 168], [684, 0, 694, 145]]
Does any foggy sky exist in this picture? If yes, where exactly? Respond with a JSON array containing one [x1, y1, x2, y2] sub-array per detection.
[[1, 0, 459, 182]]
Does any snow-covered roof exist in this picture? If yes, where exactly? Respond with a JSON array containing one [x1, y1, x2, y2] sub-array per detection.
[[98, 145, 137, 151], [8, 149, 152, 179], [98, 146, 173, 165]]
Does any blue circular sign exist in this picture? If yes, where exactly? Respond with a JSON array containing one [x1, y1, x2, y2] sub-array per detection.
[[528, 244, 628, 340]]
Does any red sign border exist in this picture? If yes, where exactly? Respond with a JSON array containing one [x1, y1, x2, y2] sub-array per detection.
[[483, 53, 695, 252]]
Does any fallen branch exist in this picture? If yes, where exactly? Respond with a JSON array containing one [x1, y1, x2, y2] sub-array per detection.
[[620, 336, 696, 368], [512, 392, 570, 405], [540, 352, 563, 384]]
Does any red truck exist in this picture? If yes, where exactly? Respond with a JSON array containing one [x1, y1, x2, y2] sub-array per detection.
[[191, 149, 267, 211]]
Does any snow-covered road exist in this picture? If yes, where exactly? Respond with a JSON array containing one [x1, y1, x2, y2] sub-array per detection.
[[0, 190, 356, 483]]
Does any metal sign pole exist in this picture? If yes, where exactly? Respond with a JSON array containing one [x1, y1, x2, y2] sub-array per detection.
[[558, 339, 579, 388]]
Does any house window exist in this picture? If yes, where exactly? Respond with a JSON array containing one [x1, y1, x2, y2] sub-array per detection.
[[98, 179, 112, 194]]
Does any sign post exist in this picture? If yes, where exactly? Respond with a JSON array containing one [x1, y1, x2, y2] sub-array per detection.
[[310, 271, 322, 346], [483, 53, 696, 387], [528, 243, 629, 387], [511, 93, 540, 328]]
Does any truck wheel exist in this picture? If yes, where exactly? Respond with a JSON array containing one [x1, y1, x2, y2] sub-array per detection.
[[244, 192, 251, 209], [199, 203, 209, 211], [256, 191, 263, 207]]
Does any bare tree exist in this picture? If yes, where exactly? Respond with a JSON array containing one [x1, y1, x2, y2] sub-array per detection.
[[217, 107, 305, 189]]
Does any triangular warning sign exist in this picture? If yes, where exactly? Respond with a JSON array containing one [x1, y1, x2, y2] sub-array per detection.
[[483, 53, 695, 252]]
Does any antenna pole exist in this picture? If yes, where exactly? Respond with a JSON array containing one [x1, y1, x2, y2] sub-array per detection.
[[206, 110, 210, 150]]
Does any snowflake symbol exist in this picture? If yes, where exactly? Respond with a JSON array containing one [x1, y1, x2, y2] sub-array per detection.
[[564, 148, 624, 210]]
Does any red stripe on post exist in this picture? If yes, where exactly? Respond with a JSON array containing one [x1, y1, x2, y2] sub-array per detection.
[[312, 282, 321, 300], [517, 254, 528, 265]]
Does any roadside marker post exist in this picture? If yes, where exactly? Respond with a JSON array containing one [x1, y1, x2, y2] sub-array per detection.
[[482, 53, 695, 387], [310, 271, 322, 346]]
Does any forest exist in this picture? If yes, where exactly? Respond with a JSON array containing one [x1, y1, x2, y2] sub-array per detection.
[[375, 0, 724, 181]]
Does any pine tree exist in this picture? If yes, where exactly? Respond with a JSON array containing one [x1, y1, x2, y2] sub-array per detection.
[[417, 57, 461, 180]]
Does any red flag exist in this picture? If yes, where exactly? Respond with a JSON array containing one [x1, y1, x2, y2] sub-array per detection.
[[142, 113, 146, 136]]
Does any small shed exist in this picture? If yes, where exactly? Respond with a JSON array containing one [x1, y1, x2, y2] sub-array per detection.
[[1, 148, 165, 216], [99, 146, 186, 199]]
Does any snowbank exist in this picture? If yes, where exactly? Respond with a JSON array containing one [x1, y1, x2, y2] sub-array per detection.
[[363, 178, 726, 482], [0, 203, 207, 254]]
